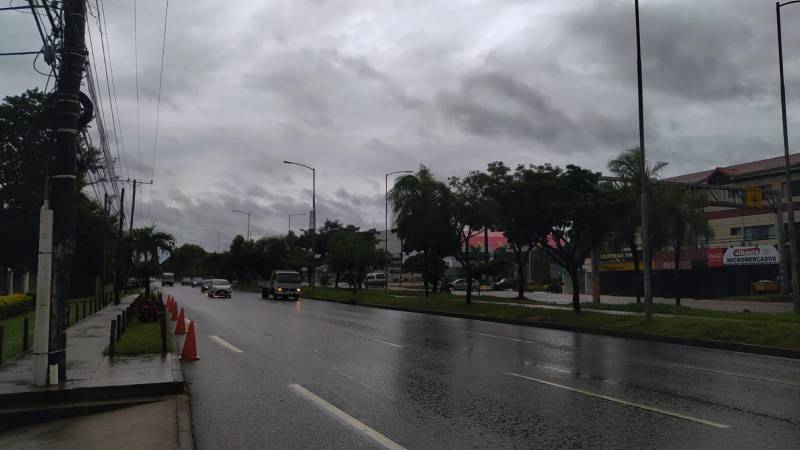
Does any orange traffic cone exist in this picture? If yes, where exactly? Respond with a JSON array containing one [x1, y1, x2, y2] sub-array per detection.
[[175, 308, 186, 335], [170, 302, 178, 321], [180, 321, 199, 361]]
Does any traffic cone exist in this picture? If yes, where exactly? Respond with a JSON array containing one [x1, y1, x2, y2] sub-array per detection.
[[180, 321, 199, 361], [170, 302, 178, 321], [175, 308, 186, 335]]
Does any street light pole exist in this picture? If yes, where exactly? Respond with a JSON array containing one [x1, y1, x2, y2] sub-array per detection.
[[283, 161, 316, 231], [231, 210, 251, 241], [777, 0, 800, 313], [205, 229, 220, 253], [288, 213, 306, 233], [635, 0, 653, 319], [386, 170, 413, 289]]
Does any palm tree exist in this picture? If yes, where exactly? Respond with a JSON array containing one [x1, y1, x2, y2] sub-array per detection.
[[660, 187, 711, 306], [607, 148, 667, 303], [127, 226, 175, 296]]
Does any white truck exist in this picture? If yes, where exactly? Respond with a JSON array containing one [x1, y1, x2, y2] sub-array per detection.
[[259, 270, 302, 300]]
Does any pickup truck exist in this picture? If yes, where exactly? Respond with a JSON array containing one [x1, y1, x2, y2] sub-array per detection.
[[259, 270, 302, 300]]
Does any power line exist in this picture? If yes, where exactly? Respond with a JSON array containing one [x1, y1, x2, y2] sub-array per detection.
[[147, 0, 171, 224], [133, 0, 141, 175]]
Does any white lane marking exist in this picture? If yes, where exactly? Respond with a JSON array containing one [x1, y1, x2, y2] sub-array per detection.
[[289, 384, 407, 450], [373, 338, 403, 348], [457, 330, 572, 351], [505, 372, 730, 429], [662, 362, 800, 387], [209, 335, 243, 353]]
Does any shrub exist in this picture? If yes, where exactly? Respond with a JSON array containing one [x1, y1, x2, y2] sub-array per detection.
[[0, 294, 33, 320], [130, 293, 163, 323]]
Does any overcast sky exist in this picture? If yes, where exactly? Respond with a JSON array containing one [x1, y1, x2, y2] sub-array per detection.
[[2, 0, 800, 251]]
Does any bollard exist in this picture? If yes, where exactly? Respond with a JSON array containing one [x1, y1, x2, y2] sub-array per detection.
[[74, 304, 79, 324], [82, 301, 86, 320], [109, 320, 116, 356], [22, 318, 29, 350], [116, 314, 122, 341], [160, 310, 167, 354], [121, 310, 127, 334], [0, 324, 4, 364]]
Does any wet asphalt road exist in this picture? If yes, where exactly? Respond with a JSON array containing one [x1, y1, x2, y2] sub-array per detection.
[[162, 285, 800, 449]]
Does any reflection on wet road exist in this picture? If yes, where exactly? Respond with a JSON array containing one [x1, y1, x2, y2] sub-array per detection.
[[165, 286, 800, 449]]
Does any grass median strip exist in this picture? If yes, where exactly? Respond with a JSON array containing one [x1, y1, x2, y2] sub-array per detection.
[[302, 287, 800, 351], [105, 317, 173, 356]]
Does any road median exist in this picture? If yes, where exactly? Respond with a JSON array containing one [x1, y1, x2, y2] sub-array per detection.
[[300, 287, 800, 359]]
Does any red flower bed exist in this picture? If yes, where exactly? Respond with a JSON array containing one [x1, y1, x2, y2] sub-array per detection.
[[130, 293, 163, 322]]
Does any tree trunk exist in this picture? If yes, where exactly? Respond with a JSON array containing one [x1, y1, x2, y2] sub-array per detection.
[[423, 250, 429, 298], [630, 236, 641, 303], [144, 271, 151, 297], [570, 269, 581, 313], [674, 243, 681, 306], [335, 271, 340, 288], [591, 246, 600, 304], [465, 242, 472, 305], [516, 250, 526, 300]]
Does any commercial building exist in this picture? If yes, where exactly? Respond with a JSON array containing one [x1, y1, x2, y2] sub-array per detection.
[[590, 152, 799, 298]]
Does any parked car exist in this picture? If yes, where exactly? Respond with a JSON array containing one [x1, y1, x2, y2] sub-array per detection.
[[752, 279, 779, 294], [200, 279, 212, 293], [448, 278, 480, 292], [191, 277, 203, 287], [181, 277, 192, 286], [161, 272, 175, 287], [259, 270, 301, 300], [207, 279, 232, 298], [492, 278, 517, 291], [364, 272, 387, 288]]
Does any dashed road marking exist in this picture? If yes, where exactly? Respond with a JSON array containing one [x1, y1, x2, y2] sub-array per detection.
[[505, 372, 730, 429], [662, 362, 800, 387], [456, 330, 572, 351], [289, 384, 407, 450], [209, 335, 243, 353], [373, 338, 403, 348]]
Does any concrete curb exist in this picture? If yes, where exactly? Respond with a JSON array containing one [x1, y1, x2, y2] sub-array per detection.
[[302, 296, 800, 360]]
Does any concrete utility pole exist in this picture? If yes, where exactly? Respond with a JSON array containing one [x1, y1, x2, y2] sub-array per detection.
[[635, 0, 653, 319], [33, 202, 54, 385], [101, 193, 109, 302], [114, 187, 125, 305], [113, 178, 152, 232], [49, 0, 88, 380], [777, 1, 800, 313]]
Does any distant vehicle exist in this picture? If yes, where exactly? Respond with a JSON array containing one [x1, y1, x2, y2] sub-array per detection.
[[191, 277, 203, 287], [208, 279, 232, 298], [492, 278, 516, 291], [161, 272, 174, 287], [364, 272, 387, 288], [259, 270, 301, 300], [448, 278, 480, 292], [200, 279, 212, 293], [752, 279, 779, 294], [181, 277, 192, 286]]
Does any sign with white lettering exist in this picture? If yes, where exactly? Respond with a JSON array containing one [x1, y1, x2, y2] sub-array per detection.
[[722, 245, 779, 266]]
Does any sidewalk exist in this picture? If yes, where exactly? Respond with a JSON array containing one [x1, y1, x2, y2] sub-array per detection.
[[0, 293, 182, 399]]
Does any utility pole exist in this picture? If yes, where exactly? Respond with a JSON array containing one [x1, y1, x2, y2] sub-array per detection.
[[635, 0, 653, 319], [101, 193, 108, 302], [48, 0, 88, 381], [114, 187, 125, 305], [777, 1, 800, 313], [113, 178, 152, 232]]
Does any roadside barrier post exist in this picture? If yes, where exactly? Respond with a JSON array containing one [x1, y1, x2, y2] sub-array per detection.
[[121, 310, 127, 333], [82, 301, 86, 320], [160, 309, 167, 354], [109, 320, 116, 356], [22, 318, 29, 350], [116, 314, 122, 341], [0, 325, 4, 363]]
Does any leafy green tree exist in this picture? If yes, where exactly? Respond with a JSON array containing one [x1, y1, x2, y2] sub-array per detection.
[[400, 252, 448, 288], [327, 226, 384, 294], [536, 165, 625, 312], [389, 166, 458, 296], [660, 187, 711, 305], [127, 226, 175, 296], [607, 148, 668, 302], [162, 244, 207, 277], [448, 173, 492, 304]]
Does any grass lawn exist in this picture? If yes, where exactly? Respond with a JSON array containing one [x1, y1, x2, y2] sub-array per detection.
[[0, 310, 35, 363], [106, 317, 173, 356], [302, 287, 800, 350]]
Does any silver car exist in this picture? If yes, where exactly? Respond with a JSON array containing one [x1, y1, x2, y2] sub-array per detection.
[[208, 279, 232, 298]]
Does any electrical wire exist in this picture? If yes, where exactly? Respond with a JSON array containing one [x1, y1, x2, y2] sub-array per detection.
[[133, 0, 141, 176], [147, 0, 170, 224]]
